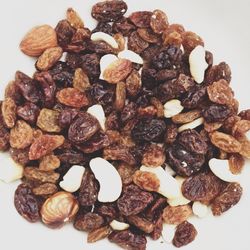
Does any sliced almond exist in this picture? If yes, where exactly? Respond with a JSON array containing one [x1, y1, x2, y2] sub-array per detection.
[[162, 224, 176, 243], [192, 201, 209, 218], [209, 158, 241, 182], [164, 99, 184, 118], [118, 50, 143, 64], [178, 117, 204, 132], [91, 32, 118, 49], [100, 54, 118, 80], [110, 220, 130, 231], [140, 166, 180, 199], [87, 104, 106, 130], [90, 157, 122, 202]]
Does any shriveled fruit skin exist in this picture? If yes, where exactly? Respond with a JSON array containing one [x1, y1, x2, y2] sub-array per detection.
[[87, 225, 112, 243], [1, 98, 17, 128], [211, 182, 242, 216], [129, 11, 153, 28], [173, 221, 197, 248], [14, 184, 40, 223]]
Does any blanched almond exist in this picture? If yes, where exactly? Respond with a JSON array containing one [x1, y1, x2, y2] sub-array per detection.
[[91, 32, 118, 49], [87, 104, 106, 130], [164, 99, 184, 118], [118, 50, 143, 64], [178, 117, 204, 132], [110, 220, 130, 231]]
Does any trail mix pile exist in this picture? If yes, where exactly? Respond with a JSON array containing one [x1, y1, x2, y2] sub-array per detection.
[[0, 0, 249, 249]]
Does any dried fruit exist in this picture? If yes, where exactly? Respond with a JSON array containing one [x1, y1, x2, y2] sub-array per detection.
[[142, 144, 165, 167], [36, 47, 63, 71], [10, 120, 33, 149], [150, 9, 169, 34], [55, 20, 75, 47], [182, 31, 204, 54], [103, 59, 133, 84], [211, 182, 242, 216], [117, 184, 153, 216], [14, 184, 40, 222], [239, 140, 250, 158], [165, 124, 178, 144], [17, 102, 40, 125], [128, 31, 149, 54], [91, 0, 127, 22], [126, 70, 141, 97], [37, 108, 61, 133], [127, 215, 155, 233], [73, 68, 90, 91], [173, 221, 197, 247], [24, 167, 59, 183], [232, 119, 250, 138], [32, 183, 58, 196], [210, 131, 241, 153], [39, 154, 60, 171], [68, 112, 100, 144], [137, 28, 160, 44], [163, 205, 192, 225], [108, 229, 147, 250], [41, 191, 79, 228], [129, 11, 153, 28], [115, 82, 126, 111], [56, 88, 89, 108], [133, 170, 160, 192], [88, 226, 112, 243], [202, 104, 232, 123], [9, 147, 29, 165], [229, 154, 245, 174], [172, 109, 201, 124], [117, 163, 137, 185], [29, 134, 65, 160], [2, 98, 16, 128], [66, 8, 84, 29], [20, 25, 58, 56], [207, 79, 234, 105]]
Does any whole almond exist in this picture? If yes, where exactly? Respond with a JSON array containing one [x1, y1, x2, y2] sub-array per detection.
[[36, 47, 63, 71], [20, 25, 58, 57]]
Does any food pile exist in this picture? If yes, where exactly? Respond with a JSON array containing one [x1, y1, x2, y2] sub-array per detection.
[[0, 0, 249, 249]]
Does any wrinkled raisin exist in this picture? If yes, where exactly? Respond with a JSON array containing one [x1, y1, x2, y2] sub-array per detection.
[[142, 144, 165, 167], [129, 11, 153, 28], [127, 215, 155, 233], [202, 104, 232, 123], [137, 28, 160, 44], [92, 22, 113, 35], [182, 31, 204, 53], [113, 17, 136, 36], [55, 20, 75, 47], [2, 98, 17, 128], [165, 124, 178, 144], [150, 9, 169, 34], [17, 102, 40, 125], [128, 31, 149, 54], [10, 147, 29, 165]]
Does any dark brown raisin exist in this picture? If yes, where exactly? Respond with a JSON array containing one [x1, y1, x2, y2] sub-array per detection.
[[9, 148, 29, 165], [117, 184, 153, 216], [91, 0, 127, 22], [81, 54, 100, 81], [239, 109, 250, 120], [164, 124, 178, 144], [17, 102, 40, 125], [202, 104, 232, 123], [129, 11, 153, 28], [128, 31, 149, 54], [14, 184, 40, 223], [58, 108, 78, 129], [182, 86, 207, 109], [173, 221, 197, 248], [55, 20, 75, 47], [127, 215, 155, 233], [112, 17, 136, 36], [121, 102, 137, 124], [95, 203, 118, 223], [92, 22, 113, 35]]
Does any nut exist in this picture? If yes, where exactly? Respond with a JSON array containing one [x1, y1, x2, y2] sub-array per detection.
[[87, 104, 106, 130], [59, 165, 85, 193], [100, 54, 118, 80], [91, 32, 118, 49], [178, 117, 204, 132], [167, 176, 191, 207], [165, 164, 176, 176], [189, 45, 208, 83], [0, 152, 23, 183], [36, 47, 63, 71], [164, 99, 184, 118], [20, 25, 58, 57], [162, 224, 176, 243], [110, 220, 130, 231], [118, 50, 143, 64], [41, 191, 79, 228], [90, 157, 122, 202], [140, 165, 180, 199], [209, 158, 241, 182], [192, 201, 209, 218]]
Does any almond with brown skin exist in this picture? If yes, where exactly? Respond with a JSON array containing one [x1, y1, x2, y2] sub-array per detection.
[[20, 25, 58, 57]]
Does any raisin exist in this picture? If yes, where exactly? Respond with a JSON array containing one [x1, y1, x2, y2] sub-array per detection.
[[58, 108, 78, 129], [128, 31, 149, 54], [95, 203, 118, 223], [91, 0, 127, 22], [137, 28, 160, 44], [74, 212, 104, 232], [92, 22, 113, 35], [37, 108, 61, 133], [10, 120, 33, 149], [181, 171, 225, 202], [112, 17, 136, 36], [0, 125, 10, 151], [232, 119, 250, 139], [5, 81, 23, 105], [56, 88, 89, 108], [175, 73, 195, 92], [229, 153, 245, 174], [133, 170, 160, 192], [150, 215, 163, 240], [145, 197, 167, 220], [81, 54, 100, 80], [150, 97, 164, 118], [141, 68, 158, 89], [1, 98, 17, 128], [105, 111, 120, 131], [117, 163, 137, 185], [15, 71, 41, 104], [73, 68, 90, 92], [129, 11, 153, 28], [127, 215, 155, 233], [103, 145, 137, 165], [121, 102, 137, 124], [162, 30, 182, 47], [177, 129, 208, 154], [39, 154, 60, 171], [173, 221, 197, 248], [10, 147, 30, 165], [17, 102, 40, 125], [205, 62, 231, 84], [68, 112, 100, 144], [29, 135, 65, 160], [163, 205, 192, 225], [79, 170, 98, 206], [166, 144, 205, 177], [131, 118, 166, 142], [182, 86, 207, 109], [222, 115, 241, 134], [152, 46, 182, 70], [14, 184, 40, 223], [108, 229, 147, 250], [141, 44, 161, 62], [89, 83, 114, 106], [117, 184, 153, 216], [182, 31, 204, 53], [239, 109, 250, 120], [77, 131, 110, 154], [87, 226, 112, 243], [150, 9, 169, 34], [32, 183, 58, 197], [207, 79, 234, 105], [165, 124, 178, 144], [142, 144, 165, 167], [211, 182, 242, 216], [156, 69, 178, 82], [55, 20, 75, 47], [34, 72, 56, 108], [172, 109, 201, 124], [88, 40, 114, 55]]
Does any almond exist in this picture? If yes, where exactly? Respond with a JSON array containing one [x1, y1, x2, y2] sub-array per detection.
[[20, 25, 58, 57]]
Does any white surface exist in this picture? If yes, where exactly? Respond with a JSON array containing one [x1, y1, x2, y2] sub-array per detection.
[[0, 0, 250, 250]]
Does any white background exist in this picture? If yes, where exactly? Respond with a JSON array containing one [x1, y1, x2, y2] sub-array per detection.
[[0, 0, 250, 249]]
